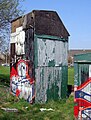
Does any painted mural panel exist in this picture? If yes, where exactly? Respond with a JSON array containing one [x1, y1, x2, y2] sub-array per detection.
[[35, 67, 62, 103], [11, 26, 25, 55], [74, 78, 91, 119], [10, 59, 35, 103], [10, 27, 35, 103], [74, 55, 91, 119], [81, 107, 91, 119], [37, 38, 68, 67]]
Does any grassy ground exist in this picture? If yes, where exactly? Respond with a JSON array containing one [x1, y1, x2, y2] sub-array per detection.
[[0, 66, 74, 120], [0, 66, 10, 86], [68, 67, 74, 85], [0, 66, 10, 74]]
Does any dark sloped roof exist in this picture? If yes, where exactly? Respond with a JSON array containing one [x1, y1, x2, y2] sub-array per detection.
[[33, 10, 70, 39], [11, 10, 70, 39]]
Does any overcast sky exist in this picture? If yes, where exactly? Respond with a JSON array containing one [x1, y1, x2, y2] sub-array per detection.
[[21, 0, 91, 50]]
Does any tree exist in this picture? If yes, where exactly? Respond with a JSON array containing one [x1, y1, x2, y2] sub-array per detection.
[[0, 0, 24, 52]]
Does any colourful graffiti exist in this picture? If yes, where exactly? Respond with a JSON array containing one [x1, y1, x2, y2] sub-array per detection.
[[74, 78, 91, 119], [10, 59, 35, 103]]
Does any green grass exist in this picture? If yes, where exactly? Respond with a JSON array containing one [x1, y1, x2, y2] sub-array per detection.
[[0, 85, 74, 120], [0, 66, 74, 120], [0, 66, 10, 86], [68, 67, 74, 85], [0, 66, 10, 74]]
